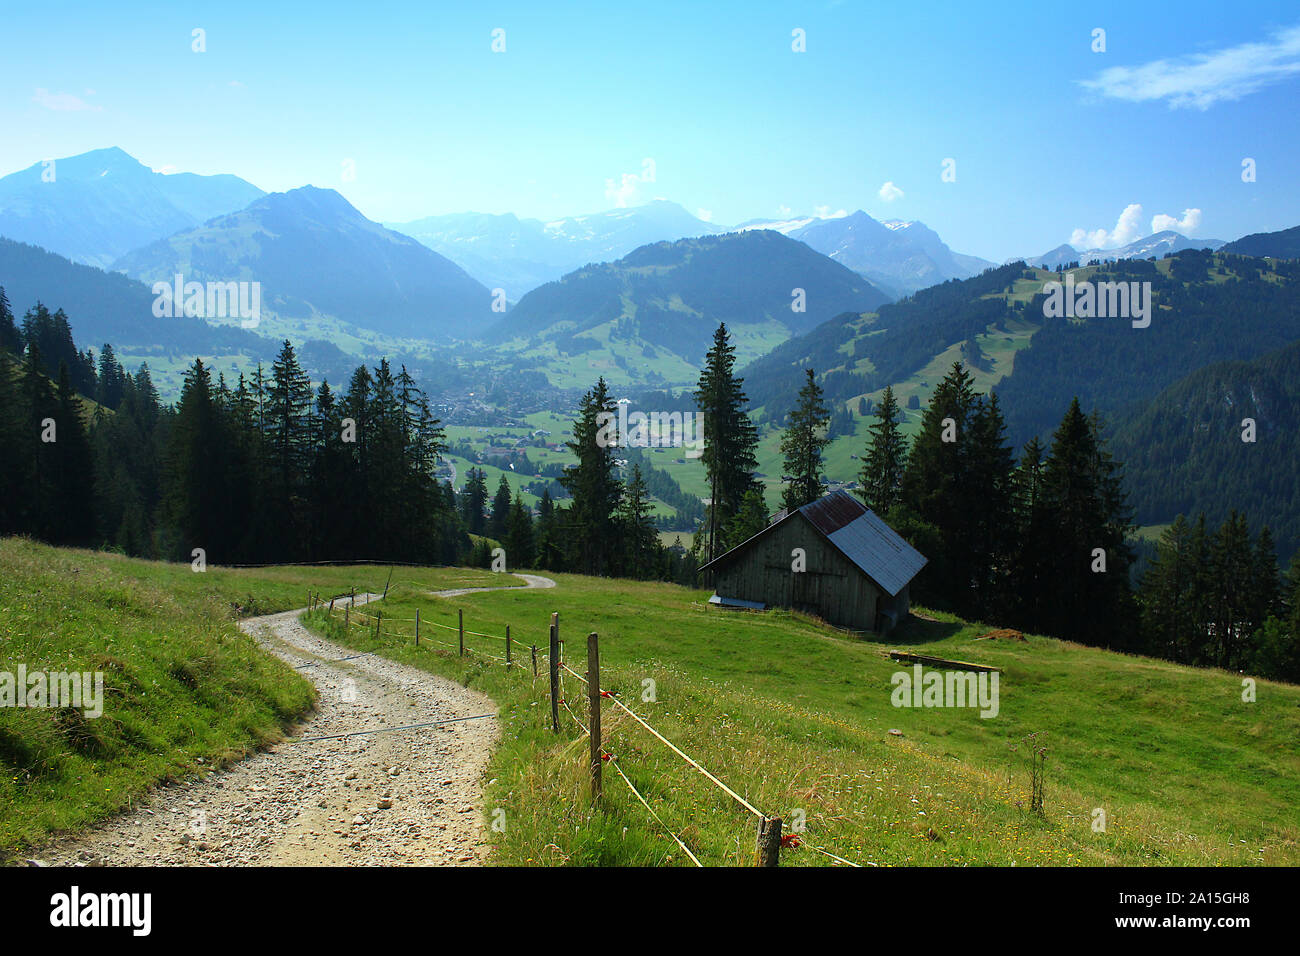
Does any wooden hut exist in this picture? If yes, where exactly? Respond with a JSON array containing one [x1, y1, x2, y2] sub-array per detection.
[[698, 490, 927, 632]]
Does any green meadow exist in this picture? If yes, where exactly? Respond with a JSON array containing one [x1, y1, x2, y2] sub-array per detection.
[[304, 571, 1300, 867], [4, 540, 1295, 866]]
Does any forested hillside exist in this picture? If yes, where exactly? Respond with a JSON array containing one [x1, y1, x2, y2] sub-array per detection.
[[742, 262, 1027, 420], [997, 252, 1300, 444], [1113, 339, 1300, 562]]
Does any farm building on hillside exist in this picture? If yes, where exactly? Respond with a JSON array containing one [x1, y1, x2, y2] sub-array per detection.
[[698, 490, 927, 633]]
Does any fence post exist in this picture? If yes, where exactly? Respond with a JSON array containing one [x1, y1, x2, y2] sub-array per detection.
[[458, 609, 464, 657], [375, 611, 382, 640], [345, 604, 350, 629], [549, 613, 560, 733], [588, 632, 602, 801], [756, 816, 783, 867], [383, 568, 393, 599], [329, 596, 335, 614], [415, 609, 420, 646], [505, 625, 512, 669], [531, 645, 538, 678]]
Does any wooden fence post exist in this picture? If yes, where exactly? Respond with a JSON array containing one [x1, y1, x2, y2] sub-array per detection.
[[587, 632, 602, 801], [344, 604, 350, 629], [505, 625, 512, 669], [458, 609, 464, 656], [531, 645, 538, 678], [383, 568, 393, 599], [549, 613, 560, 733], [756, 816, 783, 867], [375, 611, 382, 640], [329, 596, 335, 614], [415, 609, 420, 646]]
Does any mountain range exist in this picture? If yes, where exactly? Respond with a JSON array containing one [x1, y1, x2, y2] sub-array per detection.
[[386, 200, 718, 299], [1022, 230, 1225, 269], [738, 211, 995, 297], [113, 186, 495, 341], [489, 230, 890, 371], [0, 147, 263, 269]]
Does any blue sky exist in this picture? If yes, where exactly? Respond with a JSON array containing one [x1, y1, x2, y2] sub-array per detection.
[[3, 0, 1299, 260]]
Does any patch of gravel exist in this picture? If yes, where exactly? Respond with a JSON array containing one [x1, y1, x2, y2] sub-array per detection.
[[34, 594, 499, 867]]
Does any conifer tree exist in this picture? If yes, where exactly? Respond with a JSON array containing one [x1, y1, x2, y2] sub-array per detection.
[[560, 377, 622, 575], [50, 363, 96, 544], [694, 323, 760, 561], [490, 473, 512, 540], [856, 384, 907, 514], [726, 487, 770, 546], [618, 464, 658, 577], [779, 369, 831, 512], [461, 468, 489, 535], [1038, 398, 1135, 647], [504, 493, 535, 570]]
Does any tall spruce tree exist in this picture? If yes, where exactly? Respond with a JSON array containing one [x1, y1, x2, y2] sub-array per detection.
[[618, 464, 658, 577], [694, 323, 760, 561], [898, 362, 979, 610], [490, 474, 512, 540], [461, 468, 489, 535], [504, 493, 535, 569], [779, 369, 831, 512], [0, 286, 20, 355], [1037, 399, 1135, 647], [856, 384, 907, 515], [560, 377, 622, 575]]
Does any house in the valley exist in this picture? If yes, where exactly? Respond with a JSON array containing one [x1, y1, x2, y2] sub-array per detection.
[[698, 490, 926, 632]]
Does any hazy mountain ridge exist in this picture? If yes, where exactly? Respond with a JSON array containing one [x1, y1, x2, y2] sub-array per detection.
[[387, 200, 719, 297], [113, 186, 494, 341], [1220, 224, 1300, 259], [1021, 230, 1225, 269], [0, 236, 273, 356], [0, 147, 264, 268], [488, 229, 890, 367]]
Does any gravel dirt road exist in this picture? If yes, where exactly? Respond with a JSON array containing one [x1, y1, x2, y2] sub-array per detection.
[[31, 580, 550, 867]]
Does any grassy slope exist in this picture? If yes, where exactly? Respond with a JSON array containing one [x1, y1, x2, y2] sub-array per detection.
[[0, 539, 499, 857], [304, 572, 1300, 867]]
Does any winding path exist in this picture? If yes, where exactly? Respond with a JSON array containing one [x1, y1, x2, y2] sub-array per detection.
[[34, 573, 555, 867]]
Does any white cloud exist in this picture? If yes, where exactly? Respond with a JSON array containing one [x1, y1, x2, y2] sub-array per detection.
[[1151, 207, 1202, 234], [696, 208, 713, 223], [1080, 23, 1300, 109], [604, 159, 657, 208], [32, 88, 100, 112], [777, 204, 793, 218], [604, 172, 641, 207], [813, 205, 847, 219], [1070, 203, 1145, 249], [878, 181, 904, 203]]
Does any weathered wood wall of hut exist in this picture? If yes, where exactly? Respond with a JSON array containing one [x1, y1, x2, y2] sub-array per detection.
[[713, 515, 881, 630]]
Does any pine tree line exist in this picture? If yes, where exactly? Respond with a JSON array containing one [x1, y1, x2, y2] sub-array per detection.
[[854, 360, 1297, 678]]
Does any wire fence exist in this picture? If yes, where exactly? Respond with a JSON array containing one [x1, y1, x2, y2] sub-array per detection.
[[300, 586, 867, 867]]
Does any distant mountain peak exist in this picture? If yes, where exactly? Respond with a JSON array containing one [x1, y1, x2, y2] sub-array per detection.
[[0, 147, 265, 268]]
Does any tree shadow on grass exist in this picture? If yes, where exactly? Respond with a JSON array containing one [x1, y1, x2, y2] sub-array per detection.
[[878, 613, 964, 647]]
